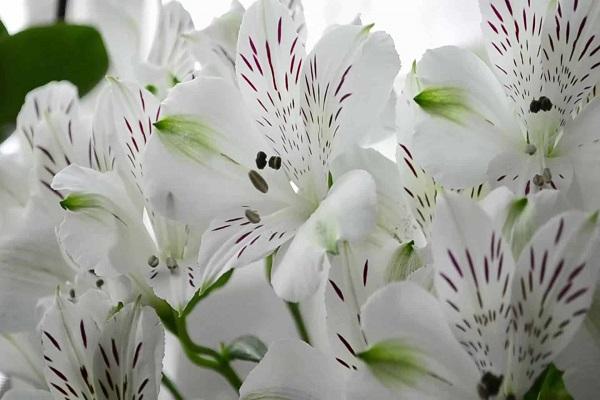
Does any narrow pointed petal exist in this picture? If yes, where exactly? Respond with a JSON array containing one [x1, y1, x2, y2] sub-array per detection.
[[325, 235, 402, 372], [92, 302, 164, 400], [197, 205, 305, 293], [3, 389, 53, 400], [0, 332, 46, 389], [431, 192, 515, 376], [301, 24, 400, 180]]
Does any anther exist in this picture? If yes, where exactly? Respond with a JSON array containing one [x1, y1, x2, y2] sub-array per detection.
[[96, 279, 104, 288], [166, 257, 178, 271], [539, 96, 552, 111], [542, 167, 552, 182], [147, 255, 159, 268], [533, 174, 545, 187], [256, 151, 267, 169], [249, 170, 269, 193], [245, 209, 261, 223], [477, 372, 503, 399], [69, 289, 76, 299], [530, 99, 541, 113], [268, 156, 282, 170], [525, 143, 537, 155]]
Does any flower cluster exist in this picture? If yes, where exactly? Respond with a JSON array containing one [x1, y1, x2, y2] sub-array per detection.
[[0, 0, 598, 399]]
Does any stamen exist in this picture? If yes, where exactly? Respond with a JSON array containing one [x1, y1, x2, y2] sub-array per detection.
[[268, 156, 282, 170], [96, 279, 104, 288], [542, 167, 552, 182], [245, 209, 261, 223], [256, 151, 267, 169], [147, 255, 159, 268], [249, 170, 269, 193], [166, 257, 178, 271], [529, 96, 553, 113], [477, 372, 503, 399], [533, 174, 545, 187], [525, 143, 537, 155], [539, 96, 552, 111], [529, 99, 541, 113], [69, 289, 76, 299]]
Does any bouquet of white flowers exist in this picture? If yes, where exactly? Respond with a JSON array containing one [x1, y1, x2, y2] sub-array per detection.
[[0, 0, 598, 399]]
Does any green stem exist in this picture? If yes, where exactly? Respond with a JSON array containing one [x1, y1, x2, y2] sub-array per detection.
[[286, 301, 311, 344], [265, 255, 311, 344], [162, 373, 185, 400]]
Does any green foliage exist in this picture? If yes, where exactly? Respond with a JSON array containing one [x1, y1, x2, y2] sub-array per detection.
[[0, 23, 108, 138], [0, 20, 8, 38], [524, 364, 573, 400]]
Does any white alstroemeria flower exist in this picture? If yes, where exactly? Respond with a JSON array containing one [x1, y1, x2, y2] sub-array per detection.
[[410, 192, 597, 397], [0, 81, 115, 332], [53, 79, 203, 311], [407, 0, 600, 206], [143, 0, 400, 302], [239, 339, 345, 400], [135, 1, 197, 99], [36, 290, 164, 400]]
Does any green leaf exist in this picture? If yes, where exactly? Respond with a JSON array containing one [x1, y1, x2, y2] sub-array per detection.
[[0, 23, 108, 132], [524, 364, 573, 400], [0, 20, 8, 38], [226, 335, 267, 363]]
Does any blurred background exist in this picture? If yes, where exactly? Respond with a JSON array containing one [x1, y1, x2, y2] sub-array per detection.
[[0, 0, 483, 72], [0, 1, 483, 399]]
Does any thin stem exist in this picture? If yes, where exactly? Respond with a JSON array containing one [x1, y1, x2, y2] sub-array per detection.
[[265, 255, 311, 344], [161, 373, 184, 400], [286, 301, 311, 344]]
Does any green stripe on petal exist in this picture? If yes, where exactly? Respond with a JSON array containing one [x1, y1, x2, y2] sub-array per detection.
[[413, 87, 471, 124], [315, 220, 339, 255], [60, 193, 103, 211], [357, 339, 430, 390], [385, 241, 423, 283], [153, 115, 221, 163]]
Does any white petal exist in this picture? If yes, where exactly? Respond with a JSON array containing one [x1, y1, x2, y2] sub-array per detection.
[[53, 165, 153, 277], [508, 210, 600, 396], [144, 77, 295, 225], [0, 332, 46, 389], [332, 146, 422, 246], [3, 389, 53, 400], [482, 0, 600, 125], [411, 46, 519, 188], [94, 78, 161, 200], [431, 191, 515, 376], [92, 302, 164, 400], [40, 290, 111, 400], [197, 205, 305, 294], [189, 0, 244, 81], [236, 0, 310, 187], [325, 234, 402, 372], [138, 1, 196, 98], [0, 199, 74, 332], [359, 282, 480, 399], [272, 169, 377, 301], [239, 339, 345, 400], [300, 24, 400, 190]]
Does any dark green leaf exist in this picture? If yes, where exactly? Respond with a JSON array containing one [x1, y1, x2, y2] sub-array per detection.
[[0, 20, 8, 38], [0, 23, 108, 132], [226, 335, 268, 363], [524, 364, 573, 400]]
